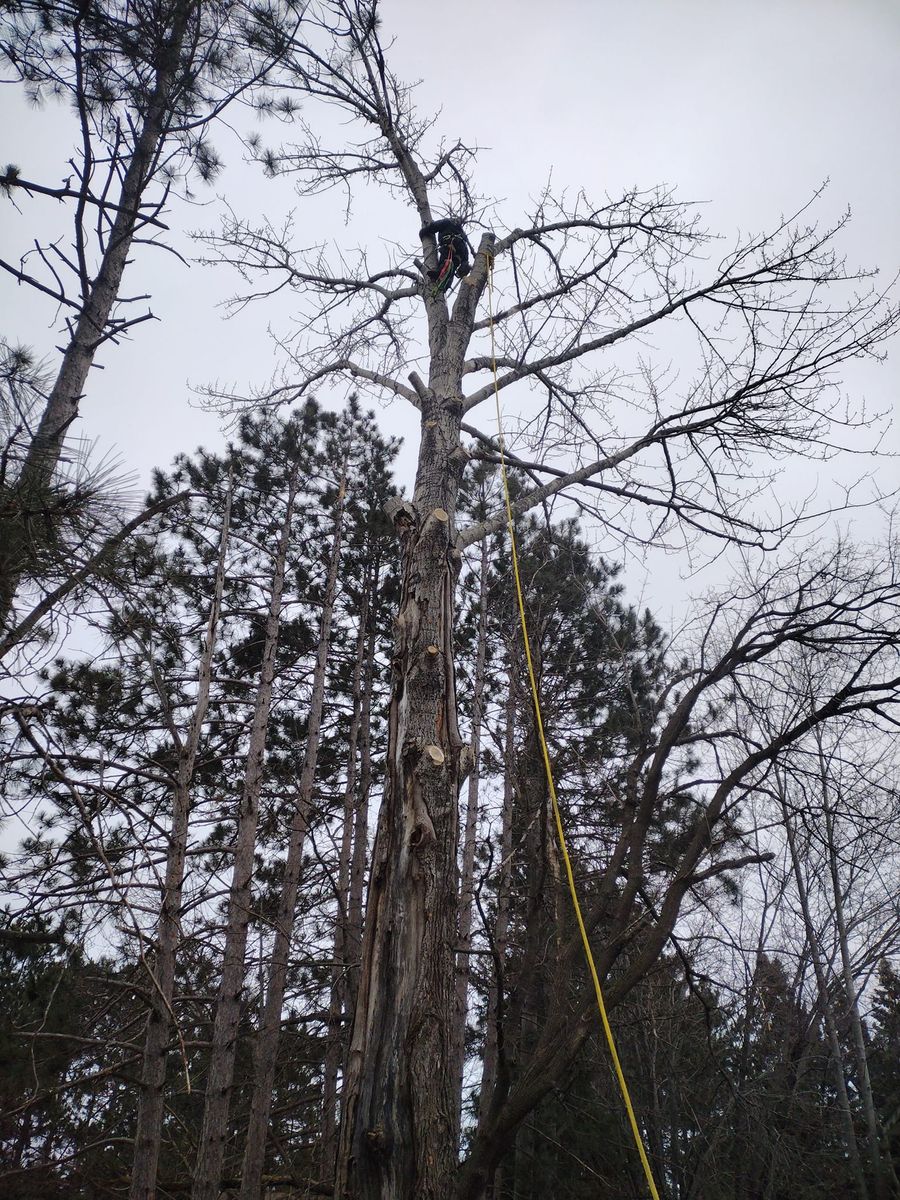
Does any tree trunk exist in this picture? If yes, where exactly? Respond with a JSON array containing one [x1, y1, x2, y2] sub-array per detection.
[[817, 738, 888, 1200], [334, 436, 468, 1197], [452, 535, 491, 1139], [129, 484, 231, 1200], [191, 470, 299, 1200], [332, 226, 494, 1199], [238, 474, 348, 1200], [0, 0, 195, 629], [778, 772, 868, 1200], [345, 547, 381, 1018], [321, 578, 371, 1161], [477, 637, 517, 1141]]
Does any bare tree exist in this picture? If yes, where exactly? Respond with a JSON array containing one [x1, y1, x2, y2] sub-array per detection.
[[772, 701, 900, 1200], [188, 3, 900, 1195], [776, 764, 870, 1200], [460, 538, 900, 1199]]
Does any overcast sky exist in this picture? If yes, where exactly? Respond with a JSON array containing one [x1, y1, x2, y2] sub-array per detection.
[[2, 0, 898, 622]]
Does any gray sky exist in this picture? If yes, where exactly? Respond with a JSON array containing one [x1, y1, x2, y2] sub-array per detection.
[[1, 0, 898, 620]]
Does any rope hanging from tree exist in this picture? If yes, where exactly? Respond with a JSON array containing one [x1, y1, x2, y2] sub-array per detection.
[[485, 249, 662, 1200]]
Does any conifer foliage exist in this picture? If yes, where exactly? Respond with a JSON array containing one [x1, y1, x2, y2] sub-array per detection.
[[2, 3, 900, 1199]]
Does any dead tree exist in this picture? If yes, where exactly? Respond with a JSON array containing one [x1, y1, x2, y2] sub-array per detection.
[[771, 700, 900, 1200], [775, 765, 870, 1200], [194, 4, 900, 1195]]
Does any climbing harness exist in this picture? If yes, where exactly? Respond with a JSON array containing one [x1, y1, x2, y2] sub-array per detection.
[[421, 218, 472, 297], [433, 251, 456, 297], [485, 251, 662, 1200]]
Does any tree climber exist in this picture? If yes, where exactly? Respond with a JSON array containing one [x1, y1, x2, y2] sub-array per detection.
[[420, 218, 473, 296]]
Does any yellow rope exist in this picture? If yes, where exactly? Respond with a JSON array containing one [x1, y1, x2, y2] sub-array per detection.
[[485, 253, 661, 1200]]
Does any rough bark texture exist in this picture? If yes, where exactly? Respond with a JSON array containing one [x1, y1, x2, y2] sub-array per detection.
[[334, 233, 494, 1200], [452, 535, 490, 1139], [129, 486, 231, 1200], [345, 548, 380, 1021], [0, 1, 194, 630], [239, 477, 347, 1200], [322, 582, 370, 1159], [191, 473, 298, 1200], [476, 642, 517, 1144]]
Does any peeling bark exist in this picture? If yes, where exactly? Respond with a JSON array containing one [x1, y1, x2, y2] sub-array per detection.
[[334, 234, 495, 1200]]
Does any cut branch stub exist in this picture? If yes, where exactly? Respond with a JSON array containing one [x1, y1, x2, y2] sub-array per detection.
[[422, 744, 445, 768]]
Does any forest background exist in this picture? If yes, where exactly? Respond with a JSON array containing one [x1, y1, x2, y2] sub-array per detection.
[[1, 2, 900, 1199]]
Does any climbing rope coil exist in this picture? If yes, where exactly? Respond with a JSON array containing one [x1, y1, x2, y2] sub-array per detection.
[[485, 252, 662, 1200]]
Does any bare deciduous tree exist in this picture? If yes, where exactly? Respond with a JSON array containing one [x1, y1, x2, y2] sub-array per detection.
[[190, 4, 900, 1196]]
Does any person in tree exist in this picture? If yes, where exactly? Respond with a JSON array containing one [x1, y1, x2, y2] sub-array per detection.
[[420, 217, 473, 295]]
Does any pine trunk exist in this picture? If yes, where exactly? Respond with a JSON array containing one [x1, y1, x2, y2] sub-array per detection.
[[191, 472, 299, 1200], [321, 582, 371, 1158], [321, 552, 374, 1161], [452, 535, 490, 1138], [477, 636, 517, 1141], [129, 485, 232, 1200], [0, 1, 194, 628], [345, 550, 381, 1017], [238, 476, 347, 1200]]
